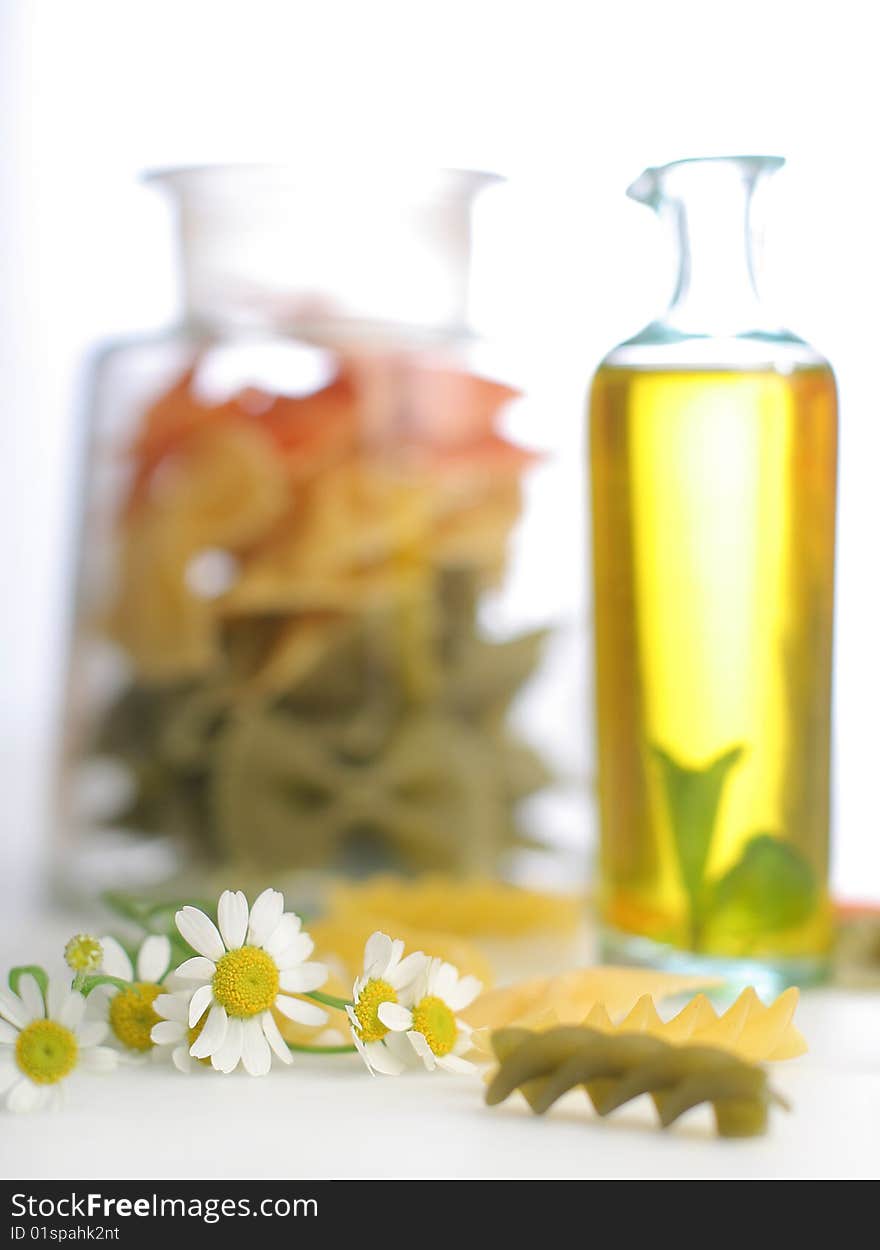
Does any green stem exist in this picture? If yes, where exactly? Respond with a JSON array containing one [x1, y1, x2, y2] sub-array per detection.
[[286, 1042, 357, 1055], [78, 974, 132, 997], [305, 990, 353, 1011], [9, 965, 48, 1007]]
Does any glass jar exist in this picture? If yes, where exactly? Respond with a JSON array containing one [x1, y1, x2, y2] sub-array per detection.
[[589, 156, 837, 991], [55, 166, 571, 899]]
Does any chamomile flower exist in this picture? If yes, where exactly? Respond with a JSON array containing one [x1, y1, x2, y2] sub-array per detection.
[[0, 974, 117, 1112], [347, 932, 428, 1076], [171, 888, 328, 1075], [377, 957, 481, 1074], [94, 934, 174, 1057], [149, 990, 212, 1073]]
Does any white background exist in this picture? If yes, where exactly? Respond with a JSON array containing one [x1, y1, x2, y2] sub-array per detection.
[[2, 0, 879, 907]]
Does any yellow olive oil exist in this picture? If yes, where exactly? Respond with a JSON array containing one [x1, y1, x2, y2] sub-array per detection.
[[590, 365, 837, 969]]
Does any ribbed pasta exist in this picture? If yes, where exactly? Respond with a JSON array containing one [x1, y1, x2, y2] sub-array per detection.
[[486, 1025, 787, 1138]]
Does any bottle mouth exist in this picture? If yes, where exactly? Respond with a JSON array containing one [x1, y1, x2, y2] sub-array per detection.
[[143, 162, 504, 206], [142, 163, 504, 338], [627, 155, 785, 208]]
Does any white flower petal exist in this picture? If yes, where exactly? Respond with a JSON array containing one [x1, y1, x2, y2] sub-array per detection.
[[160, 972, 188, 993], [154, 993, 189, 1023], [191, 1003, 228, 1059], [279, 962, 328, 994], [86, 984, 116, 1010], [430, 961, 458, 1003], [188, 983, 214, 1028], [263, 914, 302, 959], [385, 1030, 416, 1065], [363, 932, 393, 977], [116, 1050, 149, 1068], [0, 987, 27, 1030], [17, 975, 45, 1022], [7, 1077, 49, 1113], [241, 1017, 271, 1076], [151, 1021, 186, 1045], [388, 951, 429, 992], [261, 1012, 292, 1065], [409, 964, 431, 1003], [0, 1021, 19, 1045], [273, 995, 327, 1026], [176, 907, 226, 962], [273, 933, 315, 970], [218, 890, 249, 951], [0, 1056, 20, 1092], [377, 1002, 412, 1032], [47, 978, 70, 1020], [407, 1030, 436, 1069], [99, 936, 135, 981], [447, 975, 482, 1012], [436, 1052, 475, 1074], [246, 889, 285, 947], [363, 1040, 406, 1076], [77, 1046, 118, 1073], [76, 1021, 108, 1048], [173, 957, 216, 983], [452, 1039, 472, 1060], [59, 992, 85, 1031], [211, 1016, 243, 1073], [137, 935, 172, 983], [172, 1046, 193, 1073]]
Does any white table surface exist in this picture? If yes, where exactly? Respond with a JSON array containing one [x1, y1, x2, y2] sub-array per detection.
[[2, 911, 879, 1180]]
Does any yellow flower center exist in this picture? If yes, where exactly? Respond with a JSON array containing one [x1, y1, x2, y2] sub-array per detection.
[[411, 995, 457, 1057], [353, 979, 397, 1043], [211, 946, 279, 1018], [15, 1020, 79, 1084], [109, 982, 163, 1051], [187, 1008, 212, 1066], [64, 934, 103, 973]]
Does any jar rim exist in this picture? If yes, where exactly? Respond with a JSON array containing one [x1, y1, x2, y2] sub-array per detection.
[[143, 162, 504, 202]]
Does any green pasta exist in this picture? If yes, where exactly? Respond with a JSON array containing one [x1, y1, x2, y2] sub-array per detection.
[[486, 1025, 788, 1138], [91, 569, 552, 874]]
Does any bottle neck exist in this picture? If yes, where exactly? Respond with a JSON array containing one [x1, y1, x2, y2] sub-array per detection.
[[629, 157, 785, 342], [664, 181, 764, 336]]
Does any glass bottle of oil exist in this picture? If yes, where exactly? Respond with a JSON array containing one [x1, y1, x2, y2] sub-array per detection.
[[590, 156, 837, 990]]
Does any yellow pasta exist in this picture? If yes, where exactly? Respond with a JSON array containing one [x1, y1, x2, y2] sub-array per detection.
[[327, 876, 582, 939], [465, 966, 718, 1036], [109, 423, 288, 679], [466, 970, 806, 1065], [583, 986, 806, 1062]]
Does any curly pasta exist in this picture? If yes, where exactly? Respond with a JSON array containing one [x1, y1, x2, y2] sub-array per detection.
[[486, 1025, 787, 1138]]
